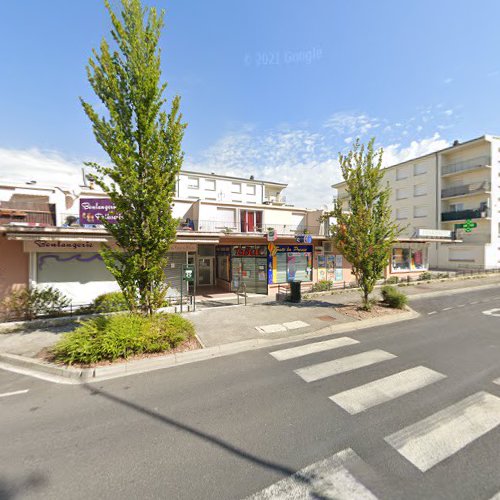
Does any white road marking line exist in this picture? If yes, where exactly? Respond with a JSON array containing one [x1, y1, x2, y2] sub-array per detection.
[[256, 324, 287, 334], [482, 308, 500, 317], [470, 301, 479, 305], [329, 366, 446, 415], [270, 337, 359, 361], [456, 304, 465, 308], [488, 491, 500, 500], [493, 378, 500, 386], [0, 389, 29, 399], [245, 448, 378, 500], [283, 320, 310, 330], [428, 311, 437, 315], [295, 350, 396, 383], [385, 391, 500, 472], [442, 307, 453, 311]]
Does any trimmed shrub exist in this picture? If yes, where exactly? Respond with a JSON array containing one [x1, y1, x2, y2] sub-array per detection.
[[0, 286, 70, 321], [312, 280, 332, 292], [91, 291, 128, 313], [381, 285, 408, 309], [419, 271, 432, 281], [51, 313, 196, 365]]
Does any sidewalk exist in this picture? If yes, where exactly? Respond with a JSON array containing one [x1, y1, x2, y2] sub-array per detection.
[[1, 273, 500, 359]]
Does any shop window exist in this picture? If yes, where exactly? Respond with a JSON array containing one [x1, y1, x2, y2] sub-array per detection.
[[217, 255, 230, 281], [273, 246, 312, 283], [392, 247, 428, 271]]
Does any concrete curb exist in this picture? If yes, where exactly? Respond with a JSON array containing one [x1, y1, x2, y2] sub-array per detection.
[[0, 307, 419, 384]]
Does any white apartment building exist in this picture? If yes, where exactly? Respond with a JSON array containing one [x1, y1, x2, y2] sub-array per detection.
[[334, 134, 500, 272], [0, 170, 339, 304]]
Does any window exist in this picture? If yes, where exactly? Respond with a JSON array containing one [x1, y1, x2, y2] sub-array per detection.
[[216, 208, 237, 230], [396, 188, 409, 200], [240, 210, 263, 232], [205, 179, 216, 191], [414, 163, 427, 176], [397, 167, 409, 180], [246, 184, 256, 195], [396, 207, 409, 220], [273, 247, 313, 283], [231, 182, 241, 194], [392, 246, 428, 271], [449, 203, 464, 212], [187, 176, 199, 189], [414, 205, 427, 218], [414, 183, 427, 197]]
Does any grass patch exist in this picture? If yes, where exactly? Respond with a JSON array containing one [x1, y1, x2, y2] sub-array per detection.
[[51, 313, 196, 365]]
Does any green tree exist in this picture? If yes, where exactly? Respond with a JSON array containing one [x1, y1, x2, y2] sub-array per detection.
[[328, 138, 401, 310], [81, 0, 186, 315]]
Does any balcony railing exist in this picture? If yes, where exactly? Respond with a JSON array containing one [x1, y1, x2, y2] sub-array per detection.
[[441, 208, 489, 222], [179, 219, 322, 235], [441, 156, 491, 176], [441, 181, 491, 199], [0, 201, 56, 227]]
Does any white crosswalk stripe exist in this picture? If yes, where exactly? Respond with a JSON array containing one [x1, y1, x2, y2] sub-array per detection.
[[493, 377, 500, 386], [329, 366, 446, 415], [385, 391, 500, 472], [245, 448, 378, 500], [295, 350, 396, 383], [270, 337, 359, 361]]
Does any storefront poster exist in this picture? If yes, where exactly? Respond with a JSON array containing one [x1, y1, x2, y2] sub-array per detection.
[[334, 268, 343, 281], [335, 255, 343, 267]]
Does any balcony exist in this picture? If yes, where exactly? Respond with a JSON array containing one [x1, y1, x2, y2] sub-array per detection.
[[441, 208, 488, 222], [0, 201, 56, 227], [441, 181, 491, 199], [441, 156, 491, 176], [180, 219, 321, 235], [263, 194, 286, 206]]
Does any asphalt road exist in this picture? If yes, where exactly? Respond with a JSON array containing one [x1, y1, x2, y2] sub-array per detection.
[[1, 286, 500, 500]]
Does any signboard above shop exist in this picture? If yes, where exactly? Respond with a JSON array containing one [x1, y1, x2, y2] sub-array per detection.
[[79, 198, 118, 225]]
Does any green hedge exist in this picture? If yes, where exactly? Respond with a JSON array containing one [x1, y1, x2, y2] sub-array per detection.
[[51, 313, 196, 365], [381, 285, 408, 309]]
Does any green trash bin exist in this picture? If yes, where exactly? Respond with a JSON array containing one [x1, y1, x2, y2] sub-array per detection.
[[289, 281, 301, 303]]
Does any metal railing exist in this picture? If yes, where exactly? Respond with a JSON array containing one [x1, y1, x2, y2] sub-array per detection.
[[441, 208, 488, 221], [441, 181, 491, 199], [441, 156, 491, 176], [235, 283, 247, 305], [189, 220, 322, 235]]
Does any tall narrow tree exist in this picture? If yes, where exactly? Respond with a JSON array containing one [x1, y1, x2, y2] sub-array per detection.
[[328, 138, 401, 310], [81, 0, 186, 315]]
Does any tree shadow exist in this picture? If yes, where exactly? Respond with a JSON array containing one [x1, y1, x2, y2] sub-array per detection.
[[0, 472, 47, 500], [81, 384, 334, 499]]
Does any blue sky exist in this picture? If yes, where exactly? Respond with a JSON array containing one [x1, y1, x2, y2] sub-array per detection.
[[1, 0, 500, 206]]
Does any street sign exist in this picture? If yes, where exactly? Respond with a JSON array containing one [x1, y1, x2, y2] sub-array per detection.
[[182, 265, 195, 282], [454, 219, 477, 233]]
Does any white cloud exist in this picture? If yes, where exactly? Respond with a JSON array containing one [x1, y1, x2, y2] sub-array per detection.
[[382, 133, 449, 167], [0, 148, 84, 192], [323, 112, 380, 136], [444, 77, 454, 84], [444, 109, 453, 116]]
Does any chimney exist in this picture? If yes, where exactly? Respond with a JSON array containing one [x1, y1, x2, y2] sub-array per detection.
[[453, 139, 460, 147]]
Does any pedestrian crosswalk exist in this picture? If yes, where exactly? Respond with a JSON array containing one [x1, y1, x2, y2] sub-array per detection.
[[263, 335, 500, 498], [385, 391, 500, 472], [329, 366, 446, 415], [246, 448, 378, 500]]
